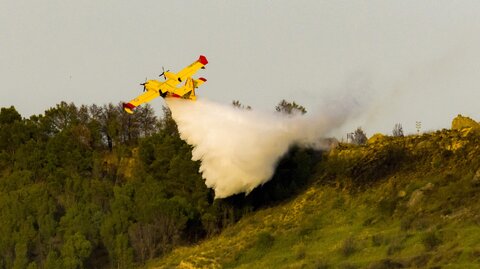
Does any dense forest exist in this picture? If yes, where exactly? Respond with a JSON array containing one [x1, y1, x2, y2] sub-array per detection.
[[0, 101, 316, 269]]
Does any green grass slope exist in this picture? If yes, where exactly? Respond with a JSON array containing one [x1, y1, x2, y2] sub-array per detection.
[[149, 126, 480, 269]]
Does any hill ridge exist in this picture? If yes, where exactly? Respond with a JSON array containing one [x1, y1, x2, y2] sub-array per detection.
[[150, 118, 480, 268]]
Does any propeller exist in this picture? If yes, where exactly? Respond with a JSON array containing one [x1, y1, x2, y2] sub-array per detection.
[[140, 77, 147, 92], [159, 67, 170, 80]]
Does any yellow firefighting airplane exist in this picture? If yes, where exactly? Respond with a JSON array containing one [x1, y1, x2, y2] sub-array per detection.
[[123, 55, 208, 114]]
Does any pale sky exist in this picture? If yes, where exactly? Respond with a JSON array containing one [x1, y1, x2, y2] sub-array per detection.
[[2, 1, 480, 136]]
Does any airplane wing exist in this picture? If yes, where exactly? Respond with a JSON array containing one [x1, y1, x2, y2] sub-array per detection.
[[123, 90, 159, 114], [175, 55, 208, 82]]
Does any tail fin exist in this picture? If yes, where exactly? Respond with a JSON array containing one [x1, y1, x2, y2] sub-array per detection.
[[189, 78, 207, 100], [171, 77, 206, 101], [195, 77, 207, 87]]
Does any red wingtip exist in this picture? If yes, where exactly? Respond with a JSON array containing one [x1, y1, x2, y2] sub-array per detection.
[[123, 103, 136, 110], [199, 77, 207, 82], [198, 55, 208, 65]]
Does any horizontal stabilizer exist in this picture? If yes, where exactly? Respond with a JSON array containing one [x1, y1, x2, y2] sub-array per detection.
[[194, 77, 207, 88]]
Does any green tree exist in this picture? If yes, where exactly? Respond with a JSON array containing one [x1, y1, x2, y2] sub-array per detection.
[[42, 102, 79, 135], [158, 106, 178, 137], [113, 234, 134, 269], [12, 241, 28, 269], [102, 104, 121, 151], [136, 104, 158, 137], [0, 106, 30, 156], [0, 106, 22, 124], [100, 184, 136, 266], [61, 233, 92, 269], [130, 196, 190, 261], [44, 251, 63, 269]]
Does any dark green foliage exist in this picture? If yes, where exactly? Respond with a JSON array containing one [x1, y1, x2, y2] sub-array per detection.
[[0, 106, 22, 124], [0, 103, 199, 268], [61, 233, 92, 269], [44, 251, 62, 269]]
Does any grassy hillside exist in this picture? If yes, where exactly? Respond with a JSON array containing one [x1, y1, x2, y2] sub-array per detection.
[[149, 123, 480, 268]]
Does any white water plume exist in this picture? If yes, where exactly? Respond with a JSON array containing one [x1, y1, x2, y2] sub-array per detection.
[[166, 98, 348, 198]]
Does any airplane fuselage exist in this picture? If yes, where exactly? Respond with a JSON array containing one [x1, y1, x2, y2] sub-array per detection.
[[144, 79, 177, 96]]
